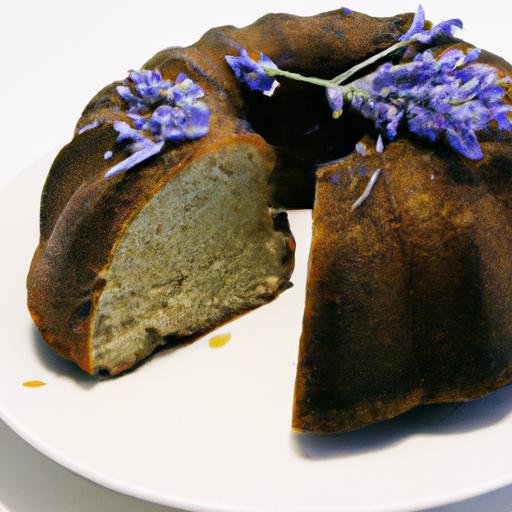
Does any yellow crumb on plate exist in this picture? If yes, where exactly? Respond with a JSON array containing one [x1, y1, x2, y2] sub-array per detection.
[[22, 380, 46, 388], [209, 333, 231, 348]]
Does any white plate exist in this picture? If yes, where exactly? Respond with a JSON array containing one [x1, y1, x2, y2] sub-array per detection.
[[2, 156, 512, 512]]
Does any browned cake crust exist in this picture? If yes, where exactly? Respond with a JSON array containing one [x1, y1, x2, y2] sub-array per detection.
[[27, 9, 413, 374], [293, 46, 512, 434]]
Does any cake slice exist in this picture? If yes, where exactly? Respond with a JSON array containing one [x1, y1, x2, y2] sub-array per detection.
[[28, 130, 294, 375], [293, 44, 512, 434], [293, 84, 512, 433]]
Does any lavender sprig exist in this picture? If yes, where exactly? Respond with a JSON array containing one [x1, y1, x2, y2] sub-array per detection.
[[344, 48, 512, 159], [225, 48, 280, 96], [104, 141, 165, 179], [225, 48, 334, 95], [224, 5, 464, 91], [224, 5, 512, 162], [104, 69, 210, 179], [326, 86, 344, 118], [331, 5, 462, 86], [398, 5, 463, 45]]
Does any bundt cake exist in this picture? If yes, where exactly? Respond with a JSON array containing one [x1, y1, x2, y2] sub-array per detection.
[[27, 6, 512, 434], [27, 8, 413, 375]]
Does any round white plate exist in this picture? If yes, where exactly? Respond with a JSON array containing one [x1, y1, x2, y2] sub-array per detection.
[[2, 156, 512, 512]]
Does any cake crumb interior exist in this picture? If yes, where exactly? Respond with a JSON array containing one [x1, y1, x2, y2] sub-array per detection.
[[92, 144, 291, 374]]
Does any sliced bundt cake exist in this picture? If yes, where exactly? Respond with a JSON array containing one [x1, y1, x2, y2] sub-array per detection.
[[27, 8, 413, 375]]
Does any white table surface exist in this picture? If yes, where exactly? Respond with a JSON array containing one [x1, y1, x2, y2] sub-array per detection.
[[2, 1, 512, 511]]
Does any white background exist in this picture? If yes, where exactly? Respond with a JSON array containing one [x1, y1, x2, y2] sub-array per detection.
[[1, 1, 512, 511]]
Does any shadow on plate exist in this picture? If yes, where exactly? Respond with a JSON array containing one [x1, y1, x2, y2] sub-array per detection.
[[292, 384, 512, 460], [31, 325, 97, 389]]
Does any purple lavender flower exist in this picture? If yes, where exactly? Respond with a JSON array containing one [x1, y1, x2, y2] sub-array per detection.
[[113, 120, 155, 151], [399, 5, 426, 42], [167, 72, 205, 107], [182, 102, 210, 139], [376, 134, 384, 153], [147, 105, 177, 137], [126, 111, 147, 129], [399, 5, 462, 44], [351, 168, 382, 210], [113, 120, 146, 144], [343, 48, 512, 160], [116, 84, 146, 112], [105, 120, 164, 179], [105, 70, 210, 179], [147, 103, 210, 142], [77, 119, 102, 134], [355, 142, 367, 156], [225, 48, 279, 96], [327, 87, 344, 118], [128, 69, 172, 104], [104, 141, 165, 179], [116, 69, 172, 114]]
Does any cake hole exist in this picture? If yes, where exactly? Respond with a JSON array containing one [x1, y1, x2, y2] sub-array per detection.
[[246, 81, 368, 164], [245, 81, 369, 207]]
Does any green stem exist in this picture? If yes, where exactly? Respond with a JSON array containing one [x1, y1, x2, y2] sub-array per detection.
[[261, 39, 412, 91], [332, 40, 411, 85], [261, 66, 336, 88]]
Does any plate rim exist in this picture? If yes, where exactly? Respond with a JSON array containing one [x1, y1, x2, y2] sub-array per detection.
[[3, 405, 512, 512]]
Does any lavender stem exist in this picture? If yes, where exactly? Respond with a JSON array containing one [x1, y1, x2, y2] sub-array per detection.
[[332, 40, 411, 86], [260, 66, 336, 88]]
